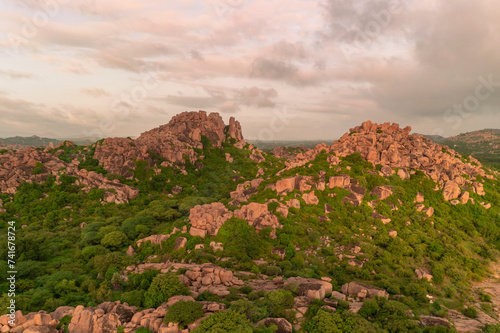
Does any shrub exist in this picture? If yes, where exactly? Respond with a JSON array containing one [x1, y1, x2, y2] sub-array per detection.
[[195, 291, 221, 302], [120, 290, 144, 307], [483, 324, 500, 333], [240, 285, 253, 294], [144, 273, 190, 308], [101, 231, 128, 250], [192, 310, 253, 333], [265, 266, 281, 276], [135, 328, 154, 333], [163, 301, 203, 329], [462, 306, 478, 319]]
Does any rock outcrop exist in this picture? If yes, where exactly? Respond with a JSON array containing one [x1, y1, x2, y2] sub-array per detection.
[[189, 202, 233, 238], [189, 201, 281, 238], [94, 111, 244, 178], [0, 148, 139, 204], [277, 121, 492, 200]]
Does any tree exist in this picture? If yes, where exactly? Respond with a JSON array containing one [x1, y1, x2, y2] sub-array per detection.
[[163, 301, 203, 328], [101, 231, 128, 250], [192, 310, 253, 333], [144, 273, 189, 308]]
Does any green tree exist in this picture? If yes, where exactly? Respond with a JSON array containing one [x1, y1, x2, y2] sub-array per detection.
[[163, 301, 204, 328], [192, 310, 253, 333], [144, 273, 189, 308], [101, 231, 128, 250]]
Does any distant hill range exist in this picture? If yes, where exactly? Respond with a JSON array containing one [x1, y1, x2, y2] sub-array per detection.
[[250, 140, 332, 150], [0, 135, 100, 149], [423, 129, 500, 168]]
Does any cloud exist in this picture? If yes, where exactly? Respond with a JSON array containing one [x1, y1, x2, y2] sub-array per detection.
[[0, 69, 36, 79], [80, 88, 110, 97], [0, 0, 498, 139], [157, 85, 279, 113]]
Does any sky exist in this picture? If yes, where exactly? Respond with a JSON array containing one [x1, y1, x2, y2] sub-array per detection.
[[0, 0, 499, 141]]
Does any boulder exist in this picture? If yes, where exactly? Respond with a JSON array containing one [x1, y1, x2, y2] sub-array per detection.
[[420, 316, 451, 328], [414, 192, 424, 203], [173, 237, 187, 250], [341, 282, 388, 299], [443, 181, 461, 201], [302, 191, 319, 205], [415, 269, 433, 282], [189, 202, 233, 238], [256, 318, 293, 333], [370, 186, 393, 200], [328, 175, 351, 189]]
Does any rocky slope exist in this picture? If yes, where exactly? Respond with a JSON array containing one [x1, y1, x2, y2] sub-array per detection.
[[0, 144, 139, 203], [94, 111, 244, 178]]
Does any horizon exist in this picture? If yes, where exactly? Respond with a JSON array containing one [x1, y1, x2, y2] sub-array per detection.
[[1, 0, 499, 140], [0, 113, 499, 141]]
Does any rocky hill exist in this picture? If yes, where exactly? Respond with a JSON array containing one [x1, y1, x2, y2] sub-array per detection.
[[0, 135, 99, 149], [1, 112, 500, 333], [425, 129, 500, 169]]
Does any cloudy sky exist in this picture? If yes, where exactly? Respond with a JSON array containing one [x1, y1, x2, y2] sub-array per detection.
[[0, 0, 499, 140]]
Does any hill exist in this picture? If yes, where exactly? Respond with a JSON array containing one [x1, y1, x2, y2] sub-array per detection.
[[425, 129, 500, 170], [0, 135, 100, 149], [1, 112, 500, 333]]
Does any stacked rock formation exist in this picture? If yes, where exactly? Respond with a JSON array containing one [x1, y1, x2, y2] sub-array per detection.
[[0, 148, 138, 203], [94, 111, 244, 178], [279, 121, 492, 198], [189, 202, 281, 238]]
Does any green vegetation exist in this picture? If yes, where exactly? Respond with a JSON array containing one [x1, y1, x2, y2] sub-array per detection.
[[192, 310, 253, 333], [163, 301, 203, 328], [144, 274, 190, 308]]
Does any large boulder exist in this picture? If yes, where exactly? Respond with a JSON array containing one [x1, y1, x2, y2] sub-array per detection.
[[370, 186, 393, 200], [256, 318, 293, 333], [341, 282, 388, 299], [443, 181, 461, 201], [189, 202, 233, 238]]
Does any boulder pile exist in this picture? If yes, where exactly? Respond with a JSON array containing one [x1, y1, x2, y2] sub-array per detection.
[[189, 202, 281, 239], [0, 148, 139, 204], [94, 111, 244, 178]]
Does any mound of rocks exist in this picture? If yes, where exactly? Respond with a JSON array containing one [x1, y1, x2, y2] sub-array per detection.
[[189, 202, 233, 238], [234, 202, 281, 237], [94, 111, 244, 178], [276, 121, 493, 199], [189, 201, 281, 239], [0, 148, 139, 204]]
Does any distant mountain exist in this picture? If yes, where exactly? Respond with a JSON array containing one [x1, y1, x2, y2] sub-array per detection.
[[250, 140, 331, 151], [424, 129, 500, 169], [0, 135, 101, 149]]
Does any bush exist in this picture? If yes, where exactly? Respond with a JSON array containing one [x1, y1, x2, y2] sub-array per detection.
[[163, 301, 203, 329], [101, 231, 128, 250], [483, 324, 500, 333], [462, 306, 478, 319], [144, 273, 190, 308], [265, 266, 281, 276], [192, 310, 253, 333]]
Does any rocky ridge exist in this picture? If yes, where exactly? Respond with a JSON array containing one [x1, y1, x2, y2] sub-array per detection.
[[94, 111, 244, 178], [0, 147, 139, 203]]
